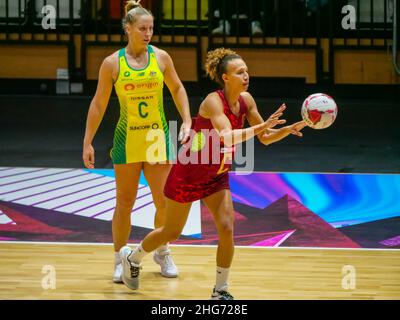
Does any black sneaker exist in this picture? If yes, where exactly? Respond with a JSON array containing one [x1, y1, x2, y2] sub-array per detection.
[[210, 287, 234, 300]]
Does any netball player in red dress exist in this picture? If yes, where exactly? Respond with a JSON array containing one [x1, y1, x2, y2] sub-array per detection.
[[119, 48, 306, 299]]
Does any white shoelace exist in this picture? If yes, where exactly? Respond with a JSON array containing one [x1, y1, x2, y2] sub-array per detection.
[[160, 253, 174, 269]]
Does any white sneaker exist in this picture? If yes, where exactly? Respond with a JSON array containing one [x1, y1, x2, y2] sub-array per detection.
[[153, 251, 178, 278], [119, 246, 142, 290], [212, 20, 231, 35], [112, 263, 123, 283], [251, 21, 263, 37], [210, 287, 234, 300]]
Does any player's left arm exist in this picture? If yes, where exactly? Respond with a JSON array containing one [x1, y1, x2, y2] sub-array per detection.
[[243, 92, 306, 146], [156, 48, 192, 143]]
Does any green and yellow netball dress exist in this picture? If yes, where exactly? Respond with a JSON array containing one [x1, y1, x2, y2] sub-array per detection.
[[111, 45, 174, 164]]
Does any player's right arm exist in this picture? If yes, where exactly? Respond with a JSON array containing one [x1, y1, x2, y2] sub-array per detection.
[[199, 93, 286, 147], [82, 55, 116, 168]]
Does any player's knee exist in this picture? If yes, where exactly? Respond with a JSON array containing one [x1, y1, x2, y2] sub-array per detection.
[[115, 194, 135, 211], [218, 219, 234, 236]]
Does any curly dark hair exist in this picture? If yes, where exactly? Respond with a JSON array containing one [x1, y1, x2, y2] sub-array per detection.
[[205, 48, 242, 87]]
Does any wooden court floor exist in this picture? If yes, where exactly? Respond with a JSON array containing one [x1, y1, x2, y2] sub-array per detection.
[[0, 243, 399, 300]]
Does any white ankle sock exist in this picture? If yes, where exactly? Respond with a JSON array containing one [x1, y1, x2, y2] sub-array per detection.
[[114, 252, 121, 265], [215, 266, 230, 291], [156, 243, 169, 255], [130, 242, 149, 264]]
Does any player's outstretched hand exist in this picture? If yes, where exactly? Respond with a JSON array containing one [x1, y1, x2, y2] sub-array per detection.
[[288, 120, 307, 137], [264, 103, 287, 129]]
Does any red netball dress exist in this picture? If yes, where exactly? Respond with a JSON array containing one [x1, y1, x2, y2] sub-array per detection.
[[164, 90, 248, 203]]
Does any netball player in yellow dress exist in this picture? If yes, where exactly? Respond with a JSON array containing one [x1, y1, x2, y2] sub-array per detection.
[[82, 0, 191, 282]]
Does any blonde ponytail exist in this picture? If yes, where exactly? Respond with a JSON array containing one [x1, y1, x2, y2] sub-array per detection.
[[125, 0, 142, 15], [123, 0, 152, 28]]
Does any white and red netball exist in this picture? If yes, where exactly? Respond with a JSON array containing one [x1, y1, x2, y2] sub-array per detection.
[[301, 93, 338, 129]]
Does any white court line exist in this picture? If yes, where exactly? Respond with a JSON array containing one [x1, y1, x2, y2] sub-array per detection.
[[10, 177, 114, 205], [0, 241, 399, 252], [0, 168, 72, 185], [0, 170, 86, 194], [0, 167, 39, 178], [1, 173, 100, 201]]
